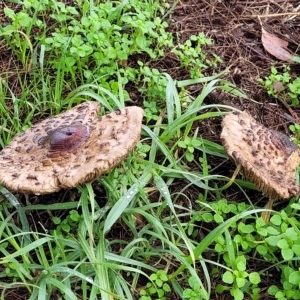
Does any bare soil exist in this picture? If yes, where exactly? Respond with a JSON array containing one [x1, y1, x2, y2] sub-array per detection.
[[170, 0, 300, 127]]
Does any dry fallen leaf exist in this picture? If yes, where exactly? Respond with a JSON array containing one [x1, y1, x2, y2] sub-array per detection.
[[261, 28, 292, 61]]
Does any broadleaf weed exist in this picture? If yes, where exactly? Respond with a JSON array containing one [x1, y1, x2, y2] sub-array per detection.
[[258, 65, 300, 105]]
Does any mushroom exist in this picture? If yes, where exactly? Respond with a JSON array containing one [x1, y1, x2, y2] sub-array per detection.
[[221, 110, 300, 218], [0, 101, 144, 195]]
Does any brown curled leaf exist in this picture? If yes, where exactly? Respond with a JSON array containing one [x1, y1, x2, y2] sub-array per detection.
[[261, 28, 292, 61]]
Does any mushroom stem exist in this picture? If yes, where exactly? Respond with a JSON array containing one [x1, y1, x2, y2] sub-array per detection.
[[261, 198, 275, 223], [228, 163, 242, 187], [220, 163, 242, 191]]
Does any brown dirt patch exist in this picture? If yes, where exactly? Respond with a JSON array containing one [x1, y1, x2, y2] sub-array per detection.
[[169, 0, 300, 133]]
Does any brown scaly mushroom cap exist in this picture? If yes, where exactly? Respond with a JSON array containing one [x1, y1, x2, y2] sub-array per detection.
[[0, 101, 144, 195], [221, 110, 300, 200]]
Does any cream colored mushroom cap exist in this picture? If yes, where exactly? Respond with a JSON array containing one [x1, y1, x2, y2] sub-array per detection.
[[0, 101, 144, 195], [221, 110, 300, 200]]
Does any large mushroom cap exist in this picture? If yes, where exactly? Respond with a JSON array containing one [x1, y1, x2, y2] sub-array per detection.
[[0, 101, 144, 195], [221, 110, 300, 200]]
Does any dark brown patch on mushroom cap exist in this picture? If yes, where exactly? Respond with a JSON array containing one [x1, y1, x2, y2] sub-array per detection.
[[0, 101, 144, 195], [221, 110, 300, 200], [47, 125, 89, 155]]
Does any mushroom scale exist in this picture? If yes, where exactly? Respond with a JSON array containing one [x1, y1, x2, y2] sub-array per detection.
[[0, 101, 144, 195], [221, 110, 300, 200]]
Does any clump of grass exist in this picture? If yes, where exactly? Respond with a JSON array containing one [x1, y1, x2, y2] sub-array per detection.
[[0, 70, 265, 300]]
